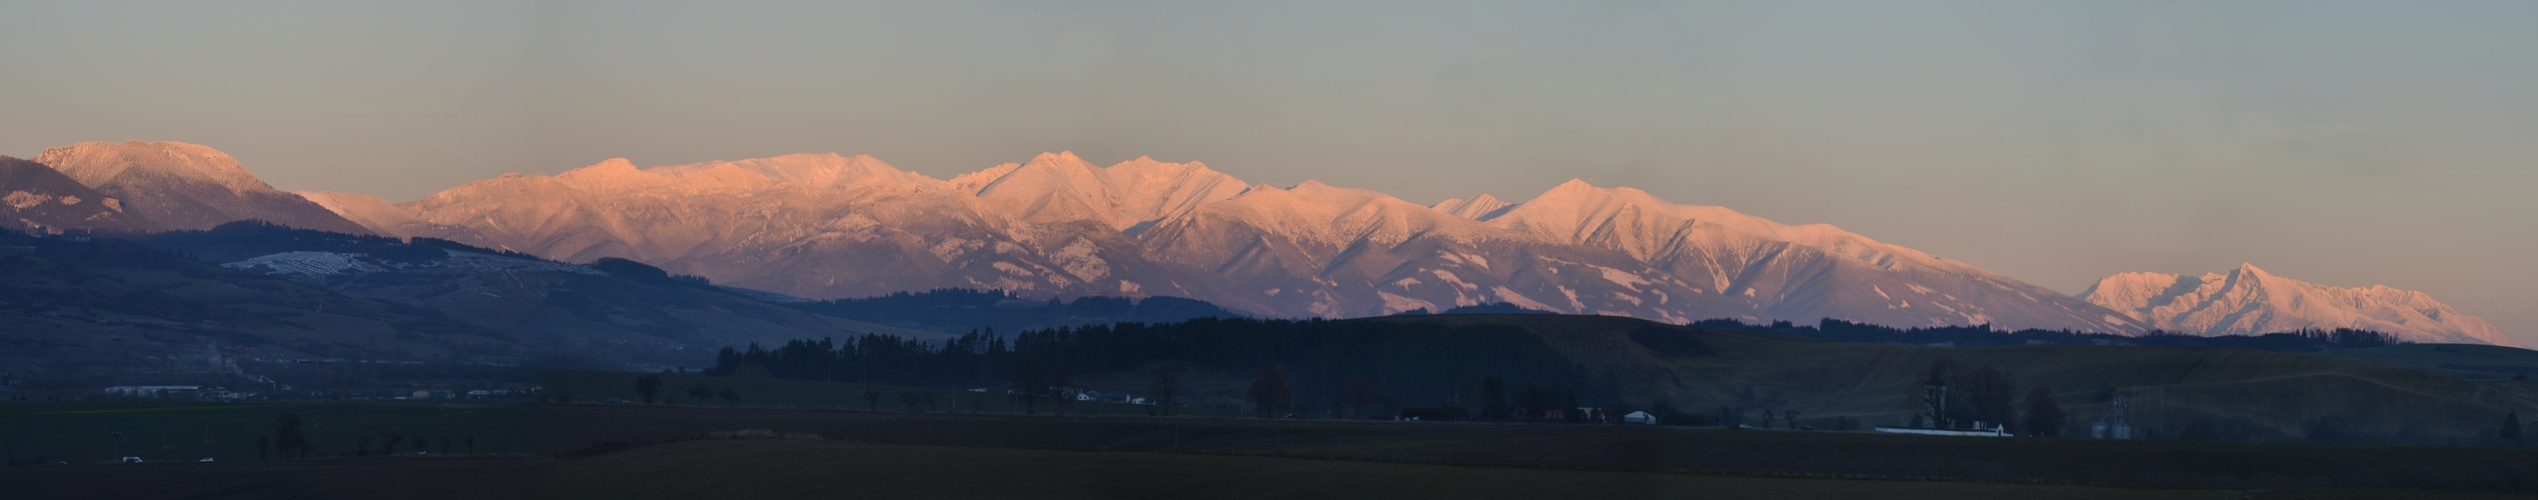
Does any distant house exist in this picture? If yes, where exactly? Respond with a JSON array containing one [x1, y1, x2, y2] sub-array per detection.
[[1623, 411, 1658, 425], [104, 386, 243, 400], [105, 386, 203, 397]]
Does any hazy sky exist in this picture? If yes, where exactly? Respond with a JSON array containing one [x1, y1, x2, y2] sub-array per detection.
[[5, 1, 2535, 343]]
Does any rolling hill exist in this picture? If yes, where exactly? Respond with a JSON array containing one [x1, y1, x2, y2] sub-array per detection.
[[1377, 314, 2538, 442]]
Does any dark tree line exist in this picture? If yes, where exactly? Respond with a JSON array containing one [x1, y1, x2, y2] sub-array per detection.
[[785, 288, 1241, 335], [1697, 318, 2402, 353], [707, 317, 1593, 408]]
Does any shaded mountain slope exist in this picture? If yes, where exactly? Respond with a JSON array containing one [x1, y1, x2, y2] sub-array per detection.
[[0, 228, 509, 364], [131, 223, 949, 356], [0, 156, 153, 233]]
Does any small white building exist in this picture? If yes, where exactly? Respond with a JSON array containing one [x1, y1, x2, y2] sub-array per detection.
[[1875, 424, 2009, 437], [1623, 411, 1658, 425]]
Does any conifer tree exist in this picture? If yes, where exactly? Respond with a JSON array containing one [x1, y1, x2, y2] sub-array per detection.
[[2504, 411, 2523, 448]]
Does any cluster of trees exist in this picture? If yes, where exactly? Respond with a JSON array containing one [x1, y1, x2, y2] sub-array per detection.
[[706, 317, 1593, 412], [1697, 318, 2402, 353], [1907, 360, 2067, 436]]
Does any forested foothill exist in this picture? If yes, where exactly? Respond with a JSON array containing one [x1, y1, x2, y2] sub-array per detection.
[[1694, 317, 2405, 353]]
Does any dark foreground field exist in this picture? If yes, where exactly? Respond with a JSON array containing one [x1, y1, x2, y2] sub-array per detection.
[[4, 402, 2533, 499], [535, 404, 2538, 493], [2, 439, 2518, 500]]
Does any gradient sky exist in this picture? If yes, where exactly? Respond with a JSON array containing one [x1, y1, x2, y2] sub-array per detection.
[[5, 1, 2535, 343]]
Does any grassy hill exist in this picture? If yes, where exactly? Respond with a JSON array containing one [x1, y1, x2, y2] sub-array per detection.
[[0, 229, 515, 367], [2308, 344, 2538, 380], [1359, 314, 2538, 443]]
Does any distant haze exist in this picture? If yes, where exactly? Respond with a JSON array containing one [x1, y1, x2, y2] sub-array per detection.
[[4, 1, 2534, 344]]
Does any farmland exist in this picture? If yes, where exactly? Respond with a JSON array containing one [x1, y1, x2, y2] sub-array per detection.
[[2, 400, 2531, 499], [0, 400, 535, 464]]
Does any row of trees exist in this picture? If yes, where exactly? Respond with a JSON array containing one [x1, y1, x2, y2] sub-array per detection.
[[707, 318, 1594, 411]]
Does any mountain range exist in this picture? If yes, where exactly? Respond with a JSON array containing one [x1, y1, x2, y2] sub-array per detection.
[[301, 149, 2142, 334], [2081, 263, 2515, 346], [8, 140, 2518, 347]]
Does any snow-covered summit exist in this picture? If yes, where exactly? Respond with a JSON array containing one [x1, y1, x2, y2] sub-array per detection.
[[971, 152, 1249, 233], [1485, 179, 1943, 271], [2080, 263, 2518, 346], [1432, 194, 1512, 219], [28, 141, 369, 234], [33, 140, 272, 195]]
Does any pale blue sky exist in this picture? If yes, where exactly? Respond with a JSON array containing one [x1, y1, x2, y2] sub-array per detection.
[[5, 1, 2534, 343]]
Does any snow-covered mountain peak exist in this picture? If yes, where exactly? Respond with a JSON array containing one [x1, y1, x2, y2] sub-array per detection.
[[654, 153, 927, 191], [549, 158, 666, 193], [1432, 194, 1511, 220], [951, 163, 1022, 193], [33, 140, 273, 195], [26, 141, 369, 234], [974, 153, 1249, 232], [2081, 265, 2519, 346], [1018, 150, 1098, 172]]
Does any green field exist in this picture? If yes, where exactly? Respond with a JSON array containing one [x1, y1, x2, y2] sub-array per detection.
[[0, 400, 535, 464]]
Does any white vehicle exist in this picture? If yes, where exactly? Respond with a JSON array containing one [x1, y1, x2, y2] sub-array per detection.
[[121, 456, 143, 463], [199, 457, 215, 462]]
